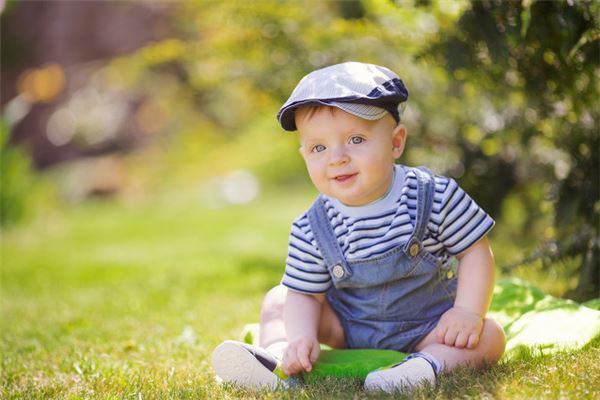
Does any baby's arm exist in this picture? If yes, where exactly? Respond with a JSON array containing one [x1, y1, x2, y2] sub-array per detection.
[[435, 236, 495, 349], [281, 290, 324, 375]]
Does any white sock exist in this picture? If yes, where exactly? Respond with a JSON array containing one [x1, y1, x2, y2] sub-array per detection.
[[411, 351, 442, 374]]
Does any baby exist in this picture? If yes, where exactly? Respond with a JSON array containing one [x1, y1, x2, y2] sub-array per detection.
[[212, 61, 506, 393]]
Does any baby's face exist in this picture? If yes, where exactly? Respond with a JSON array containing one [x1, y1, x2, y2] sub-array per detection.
[[296, 107, 406, 206]]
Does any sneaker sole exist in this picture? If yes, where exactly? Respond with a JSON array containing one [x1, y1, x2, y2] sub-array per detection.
[[211, 340, 281, 390], [364, 372, 397, 393]]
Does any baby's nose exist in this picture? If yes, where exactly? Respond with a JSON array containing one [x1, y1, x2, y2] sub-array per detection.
[[329, 146, 349, 165]]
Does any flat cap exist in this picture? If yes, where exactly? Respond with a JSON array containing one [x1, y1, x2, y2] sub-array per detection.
[[277, 61, 408, 131]]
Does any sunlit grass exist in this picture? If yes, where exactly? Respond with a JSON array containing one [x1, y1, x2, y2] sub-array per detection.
[[2, 187, 599, 398]]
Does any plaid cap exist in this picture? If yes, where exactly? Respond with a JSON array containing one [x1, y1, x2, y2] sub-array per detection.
[[277, 61, 409, 131]]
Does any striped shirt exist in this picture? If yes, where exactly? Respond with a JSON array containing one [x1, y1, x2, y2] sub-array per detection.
[[281, 164, 495, 294]]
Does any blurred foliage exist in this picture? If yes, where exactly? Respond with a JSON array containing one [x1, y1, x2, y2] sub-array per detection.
[[422, 0, 599, 300], [0, 117, 31, 225], [1, 0, 598, 298], [1, 116, 31, 225], [0, 117, 56, 226]]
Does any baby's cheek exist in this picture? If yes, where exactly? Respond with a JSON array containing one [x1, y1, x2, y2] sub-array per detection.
[[308, 168, 327, 187]]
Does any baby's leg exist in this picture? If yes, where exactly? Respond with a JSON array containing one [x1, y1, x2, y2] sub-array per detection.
[[259, 285, 346, 351], [413, 317, 506, 371]]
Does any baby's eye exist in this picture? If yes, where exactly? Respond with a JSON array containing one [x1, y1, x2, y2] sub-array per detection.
[[312, 144, 326, 153], [350, 136, 365, 144]]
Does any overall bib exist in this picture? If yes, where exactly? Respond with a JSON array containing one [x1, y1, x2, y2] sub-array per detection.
[[307, 167, 457, 352]]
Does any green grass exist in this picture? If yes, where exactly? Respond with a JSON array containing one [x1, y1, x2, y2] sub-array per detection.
[[2, 187, 599, 399]]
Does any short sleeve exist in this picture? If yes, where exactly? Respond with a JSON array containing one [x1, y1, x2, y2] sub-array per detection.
[[281, 215, 332, 294], [435, 178, 495, 255]]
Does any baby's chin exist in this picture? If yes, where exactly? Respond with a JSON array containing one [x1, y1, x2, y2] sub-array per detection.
[[318, 180, 386, 206], [330, 186, 393, 207]]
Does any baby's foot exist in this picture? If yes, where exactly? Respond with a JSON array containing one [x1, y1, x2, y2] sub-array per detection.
[[363, 352, 439, 393], [211, 340, 289, 390]]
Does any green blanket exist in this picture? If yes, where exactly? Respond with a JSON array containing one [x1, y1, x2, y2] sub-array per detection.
[[241, 278, 600, 381]]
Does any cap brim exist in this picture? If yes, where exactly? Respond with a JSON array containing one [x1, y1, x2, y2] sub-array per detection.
[[330, 102, 388, 121], [278, 100, 389, 131]]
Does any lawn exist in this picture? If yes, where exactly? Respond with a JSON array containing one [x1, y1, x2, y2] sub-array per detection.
[[2, 187, 599, 399]]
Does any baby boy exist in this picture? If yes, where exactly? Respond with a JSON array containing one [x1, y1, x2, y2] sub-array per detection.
[[212, 62, 506, 393]]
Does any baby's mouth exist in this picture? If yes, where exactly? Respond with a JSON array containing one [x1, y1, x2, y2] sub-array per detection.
[[334, 173, 357, 182]]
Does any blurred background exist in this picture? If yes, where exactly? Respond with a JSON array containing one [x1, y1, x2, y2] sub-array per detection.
[[2, 0, 598, 301]]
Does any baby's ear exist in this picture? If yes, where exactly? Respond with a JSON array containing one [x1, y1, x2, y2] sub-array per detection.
[[392, 125, 407, 159]]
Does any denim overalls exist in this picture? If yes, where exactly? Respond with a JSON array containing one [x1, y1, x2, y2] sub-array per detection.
[[306, 167, 457, 352]]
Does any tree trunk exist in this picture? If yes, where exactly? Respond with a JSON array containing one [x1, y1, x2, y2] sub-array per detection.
[[574, 235, 600, 302]]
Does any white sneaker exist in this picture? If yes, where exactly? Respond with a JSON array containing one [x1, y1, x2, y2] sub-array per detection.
[[364, 355, 437, 394], [211, 340, 287, 390]]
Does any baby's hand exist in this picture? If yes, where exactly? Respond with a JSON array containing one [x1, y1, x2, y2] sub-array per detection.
[[281, 336, 320, 376], [435, 306, 483, 349]]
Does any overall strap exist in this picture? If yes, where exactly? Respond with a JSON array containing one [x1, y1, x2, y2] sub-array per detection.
[[306, 195, 352, 285], [403, 166, 435, 258]]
